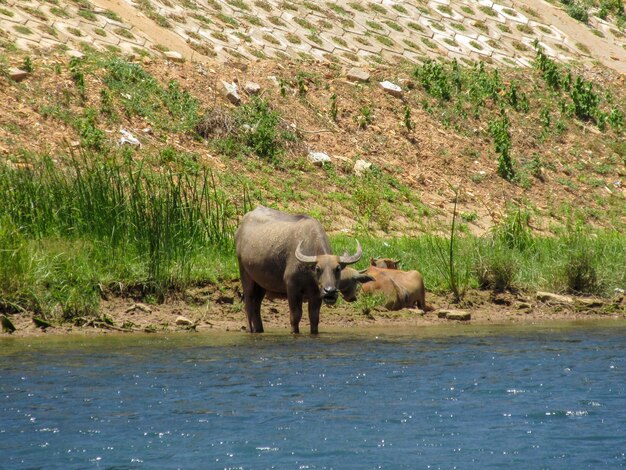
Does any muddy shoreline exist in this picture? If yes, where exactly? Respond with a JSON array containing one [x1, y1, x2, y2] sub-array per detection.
[[2, 290, 624, 338]]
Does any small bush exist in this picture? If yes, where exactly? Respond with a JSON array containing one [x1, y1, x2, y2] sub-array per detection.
[[475, 243, 518, 292], [493, 207, 534, 251], [207, 97, 298, 162], [415, 59, 451, 101], [563, 242, 600, 295], [489, 113, 515, 181], [570, 76, 599, 121], [566, 3, 589, 22]]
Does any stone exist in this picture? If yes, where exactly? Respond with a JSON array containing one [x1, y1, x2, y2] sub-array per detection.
[[347, 67, 370, 83], [125, 303, 152, 314], [308, 150, 331, 166], [353, 159, 372, 176], [438, 309, 471, 321], [221, 80, 241, 105], [514, 301, 532, 310], [9, 68, 29, 82], [244, 81, 261, 95], [118, 128, 141, 147], [164, 50, 184, 62], [575, 298, 604, 308], [536, 291, 574, 304], [175, 316, 194, 326], [66, 50, 84, 59], [380, 80, 403, 98]]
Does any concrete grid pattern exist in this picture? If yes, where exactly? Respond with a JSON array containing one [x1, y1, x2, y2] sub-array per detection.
[[0, 0, 625, 70]]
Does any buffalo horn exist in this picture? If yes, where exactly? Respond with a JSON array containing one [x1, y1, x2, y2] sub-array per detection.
[[295, 240, 317, 264], [339, 240, 362, 265]]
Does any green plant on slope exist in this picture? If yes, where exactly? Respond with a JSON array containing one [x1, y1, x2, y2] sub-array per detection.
[[329, 93, 337, 122], [489, 112, 515, 181], [570, 75, 599, 121], [415, 59, 451, 101]]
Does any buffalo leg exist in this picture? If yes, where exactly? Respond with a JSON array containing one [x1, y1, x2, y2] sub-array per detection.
[[287, 292, 303, 334], [240, 268, 265, 333], [307, 297, 321, 335]]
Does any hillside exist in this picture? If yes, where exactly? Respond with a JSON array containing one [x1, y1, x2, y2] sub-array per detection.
[[1, 0, 625, 235], [0, 0, 625, 332]]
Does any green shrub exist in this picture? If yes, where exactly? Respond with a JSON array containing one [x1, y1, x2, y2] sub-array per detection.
[[493, 206, 534, 251], [77, 108, 106, 151], [570, 76, 599, 121], [475, 242, 518, 292], [206, 97, 297, 162], [415, 59, 451, 101], [563, 238, 600, 295], [489, 113, 515, 181], [566, 2, 589, 22]]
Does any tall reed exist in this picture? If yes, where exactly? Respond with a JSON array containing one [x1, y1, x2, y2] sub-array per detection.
[[0, 152, 240, 296]]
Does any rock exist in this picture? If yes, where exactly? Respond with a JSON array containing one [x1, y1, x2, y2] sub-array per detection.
[[347, 67, 370, 83], [118, 128, 141, 147], [9, 68, 29, 82], [1, 314, 16, 333], [221, 80, 241, 105], [353, 159, 372, 176], [536, 291, 574, 304], [308, 150, 331, 166], [244, 81, 261, 95], [514, 301, 532, 310], [380, 80, 403, 98], [164, 51, 184, 62], [125, 303, 152, 314], [575, 298, 604, 308], [66, 50, 84, 59], [175, 316, 194, 326], [438, 309, 471, 321]]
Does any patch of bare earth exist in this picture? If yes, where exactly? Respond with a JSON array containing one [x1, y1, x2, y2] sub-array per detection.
[[5, 287, 624, 337]]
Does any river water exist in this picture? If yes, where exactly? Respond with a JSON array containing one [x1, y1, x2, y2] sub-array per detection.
[[1, 321, 624, 469]]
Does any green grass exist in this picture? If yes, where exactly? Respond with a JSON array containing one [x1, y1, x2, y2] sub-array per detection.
[[331, 229, 626, 298], [0, 152, 242, 317], [2, 150, 624, 319], [101, 56, 199, 132]]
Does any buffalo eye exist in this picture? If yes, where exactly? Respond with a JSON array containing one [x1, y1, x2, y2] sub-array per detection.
[[335, 265, 341, 272], [315, 266, 322, 275]]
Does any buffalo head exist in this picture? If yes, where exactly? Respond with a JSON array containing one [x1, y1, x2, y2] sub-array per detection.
[[338, 267, 376, 302], [295, 240, 363, 305], [371, 257, 401, 269]]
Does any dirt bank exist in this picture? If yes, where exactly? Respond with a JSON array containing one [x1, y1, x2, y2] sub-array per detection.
[[2, 288, 624, 338]]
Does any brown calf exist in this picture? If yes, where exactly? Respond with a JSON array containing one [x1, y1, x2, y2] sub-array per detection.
[[361, 265, 426, 311]]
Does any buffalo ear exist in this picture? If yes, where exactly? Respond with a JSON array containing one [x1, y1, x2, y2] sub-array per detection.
[[357, 274, 375, 283]]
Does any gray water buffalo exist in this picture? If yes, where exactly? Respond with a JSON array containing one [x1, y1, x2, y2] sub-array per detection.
[[235, 206, 364, 334]]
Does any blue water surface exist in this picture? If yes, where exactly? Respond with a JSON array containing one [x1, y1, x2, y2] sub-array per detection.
[[1, 322, 625, 469]]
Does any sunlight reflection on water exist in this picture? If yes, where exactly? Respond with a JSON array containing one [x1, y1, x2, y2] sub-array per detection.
[[1, 321, 625, 468]]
